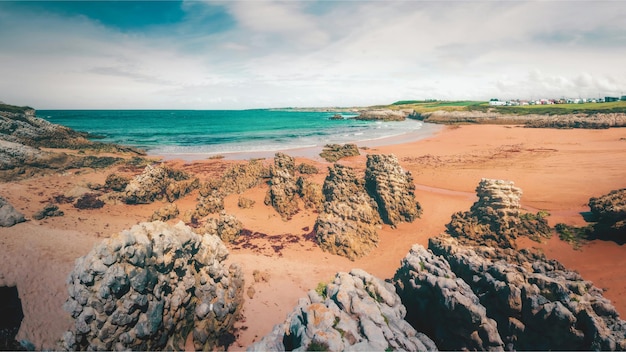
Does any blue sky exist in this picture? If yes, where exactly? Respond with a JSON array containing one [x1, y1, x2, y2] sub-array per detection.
[[1, 1, 625, 109]]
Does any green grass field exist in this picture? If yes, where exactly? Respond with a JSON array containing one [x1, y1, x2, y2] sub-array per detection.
[[382, 100, 626, 115]]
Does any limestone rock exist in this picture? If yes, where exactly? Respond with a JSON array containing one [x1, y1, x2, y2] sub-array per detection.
[[297, 163, 319, 175], [250, 269, 437, 352], [264, 153, 299, 220], [589, 188, 626, 236], [319, 144, 360, 162], [394, 244, 504, 351], [0, 196, 25, 227], [237, 197, 255, 209], [447, 178, 550, 248], [123, 165, 197, 204], [428, 235, 626, 351], [149, 203, 179, 222], [62, 221, 244, 351], [296, 177, 323, 211], [194, 189, 225, 218], [33, 203, 64, 220], [104, 173, 130, 192], [218, 160, 268, 195], [201, 212, 242, 243], [365, 154, 421, 226], [315, 164, 381, 260]]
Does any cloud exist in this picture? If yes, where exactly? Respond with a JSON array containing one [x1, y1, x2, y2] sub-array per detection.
[[1, 1, 625, 109]]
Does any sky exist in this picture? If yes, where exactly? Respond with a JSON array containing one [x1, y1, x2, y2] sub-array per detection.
[[1, 0, 625, 109]]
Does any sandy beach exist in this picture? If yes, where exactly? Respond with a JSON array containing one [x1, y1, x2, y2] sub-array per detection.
[[1, 124, 625, 349]]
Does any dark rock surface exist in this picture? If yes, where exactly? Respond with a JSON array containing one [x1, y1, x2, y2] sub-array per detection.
[[588, 188, 626, 236], [319, 144, 360, 162], [0, 196, 25, 227], [62, 221, 244, 351], [33, 203, 64, 220], [315, 164, 381, 260], [103, 173, 130, 192], [249, 269, 437, 352], [447, 178, 550, 248], [264, 153, 300, 220], [365, 154, 421, 226]]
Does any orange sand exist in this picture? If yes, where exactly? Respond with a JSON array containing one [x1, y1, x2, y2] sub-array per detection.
[[0, 124, 625, 349]]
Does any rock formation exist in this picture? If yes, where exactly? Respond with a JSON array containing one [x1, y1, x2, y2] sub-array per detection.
[[218, 160, 269, 195], [0, 196, 25, 227], [237, 197, 255, 209], [588, 188, 626, 236], [296, 177, 323, 211], [427, 235, 626, 351], [319, 144, 360, 162], [264, 153, 300, 220], [194, 189, 225, 218], [355, 109, 411, 121], [122, 165, 198, 204], [74, 193, 105, 210], [33, 203, 64, 220], [447, 178, 550, 248], [365, 154, 421, 226], [201, 211, 242, 243], [249, 269, 437, 352], [394, 244, 504, 350], [62, 221, 244, 351], [149, 203, 179, 222], [296, 162, 319, 175], [104, 173, 130, 192], [315, 164, 381, 260]]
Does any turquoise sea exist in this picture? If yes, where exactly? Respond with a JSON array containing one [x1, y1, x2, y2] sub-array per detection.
[[40, 110, 440, 159]]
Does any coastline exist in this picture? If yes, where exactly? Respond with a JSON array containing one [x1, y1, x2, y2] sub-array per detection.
[[0, 123, 625, 349]]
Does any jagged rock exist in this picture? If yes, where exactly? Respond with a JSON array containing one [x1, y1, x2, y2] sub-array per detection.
[[589, 189, 626, 236], [33, 203, 64, 220], [447, 178, 550, 248], [394, 244, 504, 351], [315, 164, 381, 260], [62, 221, 244, 351], [296, 177, 323, 211], [428, 235, 626, 351], [195, 190, 225, 218], [122, 165, 197, 204], [297, 163, 319, 174], [249, 269, 438, 352], [365, 154, 421, 226], [237, 197, 255, 209], [264, 153, 300, 220], [201, 212, 242, 243], [0, 196, 25, 227], [219, 160, 268, 194], [73, 193, 105, 210], [319, 144, 360, 162], [104, 173, 130, 192], [149, 203, 179, 222], [329, 113, 344, 120]]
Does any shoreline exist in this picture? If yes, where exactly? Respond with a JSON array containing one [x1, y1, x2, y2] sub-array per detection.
[[1, 123, 625, 349]]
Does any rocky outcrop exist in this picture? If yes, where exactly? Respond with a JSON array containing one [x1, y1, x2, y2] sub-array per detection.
[[249, 269, 437, 352], [74, 193, 105, 210], [447, 178, 550, 248], [62, 221, 244, 351], [264, 153, 300, 220], [355, 109, 411, 121], [149, 203, 179, 222], [297, 163, 319, 175], [319, 144, 360, 162], [201, 212, 242, 243], [420, 110, 626, 129], [315, 164, 381, 260], [0, 196, 25, 227], [296, 177, 323, 211], [194, 189, 225, 218], [588, 188, 626, 236], [218, 160, 269, 195], [104, 173, 130, 192], [33, 203, 64, 220], [427, 236, 626, 351], [122, 165, 198, 204], [394, 244, 504, 351], [237, 197, 255, 209], [365, 154, 421, 226]]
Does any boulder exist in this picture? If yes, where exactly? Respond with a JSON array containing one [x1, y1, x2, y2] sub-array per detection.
[[319, 144, 360, 163], [296, 177, 323, 211], [74, 193, 105, 210], [315, 164, 381, 260], [201, 212, 242, 243], [365, 154, 421, 226], [249, 269, 437, 351], [149, 203, 179, 222], [104, 173, 130, 192], [447, 178, 550, 248], [264, 153, 300, 220], [123, 165, 197, 204], [218, 160, 269, 195], [62, 221, 244, 351], [237, 197, 255, 209], [194, 189, 225, 218], [0, 196, 25, 227], [33, 203, 64, 220], [588, 188, 626, 236], [394, 244, 504, 351]]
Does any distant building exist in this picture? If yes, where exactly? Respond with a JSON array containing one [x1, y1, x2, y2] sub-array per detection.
[[489, 100, 506, 106], [606, 96, 620, 102], [621, 96, 626, 101]]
